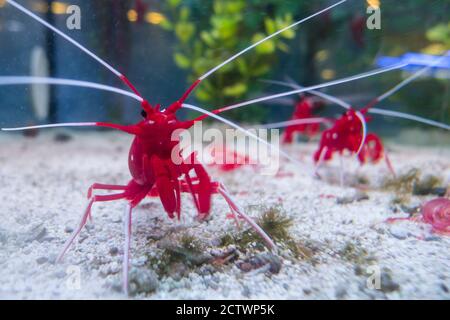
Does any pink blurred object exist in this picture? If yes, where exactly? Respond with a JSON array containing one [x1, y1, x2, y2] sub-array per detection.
[[421, 198, 450, 235], [387, 198, 450, 236], [209, 147, 254, 172]]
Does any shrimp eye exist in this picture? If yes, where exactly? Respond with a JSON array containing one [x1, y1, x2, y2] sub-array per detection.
[[141, 110, 147, 118]]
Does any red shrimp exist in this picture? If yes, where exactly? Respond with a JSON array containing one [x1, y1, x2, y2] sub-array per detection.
[[282, 97, 323, 143], [313, 108, 393, 173]]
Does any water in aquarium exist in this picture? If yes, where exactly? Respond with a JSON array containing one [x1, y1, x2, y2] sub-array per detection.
[[0, 0, 449, 301]]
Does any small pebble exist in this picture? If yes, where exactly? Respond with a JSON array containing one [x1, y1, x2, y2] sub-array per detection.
[[169, 263, 189, 281], [431, 187, 447, 197], [54, 271, 66, 279], [25, 225, 47, 243], [0, 228, 8, 244], [129, 269, 159, 295], [111, 215, 122, 223], [242, 285, 251, 297], [54, 133, 73, 143], [238, 262, 252, 272], [237, 253, 282, 274], [389, 225, 409, 240], [380, 272, 400, 293], [36, 257, 48, 265], [424, 236, 441, 242], [146, 230, 164, 241], [337, 191, 369, 205], [354, 265, 364, 276], [335, 285, 347, 299], [109, 247, 119, 255], [197, 265, 215, 276], [64, 226, 74, 233]]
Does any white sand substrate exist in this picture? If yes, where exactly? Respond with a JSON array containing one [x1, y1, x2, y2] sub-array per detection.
[[0, 130, 449, 299]]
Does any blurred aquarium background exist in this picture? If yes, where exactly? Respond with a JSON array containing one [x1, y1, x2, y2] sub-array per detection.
[[0, 0, 449, 141]]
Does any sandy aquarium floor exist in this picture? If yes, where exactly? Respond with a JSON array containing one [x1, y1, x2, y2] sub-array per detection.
[[0, 130, 449, 300]]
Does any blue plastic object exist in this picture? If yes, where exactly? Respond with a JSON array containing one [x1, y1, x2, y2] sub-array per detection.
[[376, 52, 450, 78]]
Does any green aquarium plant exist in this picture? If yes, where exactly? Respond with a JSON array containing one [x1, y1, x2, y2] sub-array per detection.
[[161, 0, 298, 122], [423, 22, 450, 54]]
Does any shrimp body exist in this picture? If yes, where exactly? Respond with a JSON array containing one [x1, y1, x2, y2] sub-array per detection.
[[93, 102, 217, 219], [313, 108, 393, 174], [314, 109, 365, 161]]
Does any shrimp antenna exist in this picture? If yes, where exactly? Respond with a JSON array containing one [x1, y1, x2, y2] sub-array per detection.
[[266, 51, 450, 147], [192, 62, 407, 123], [369, 108, 450, 131], [300, 51, 450, 130], [261, 79, 352, 109], [276, 85, 450, 131], [258, 118, 332, 130], [212, 63, 406, 114], [0, 76, 144, 102], [270, 76, 450, 132], [171, 0, 348, 109], [2, 121, 140, 134], [2, 101, 303, 168], [354, 111, 367, 154], [199, 0, 347, 81], [5, 0, 143, 98], [1, 123, 98, 131]]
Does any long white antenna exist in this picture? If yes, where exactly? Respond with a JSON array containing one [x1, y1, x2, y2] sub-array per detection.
[[258, 118, 330, 129], [6, 0, 122, 77], [354, 110, 367, 154], [262, 79, 352, 109], [275, 77, 450, 131], [199, 0, 348, 81], [0, 76, 143, 102], [369, 108, 450, 131], [216, 63, 407, 113], [278, 83, 450, 131], [5, 0, 145, 97], [1, 122, 97, 131], [298, 86, 350, 109]]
